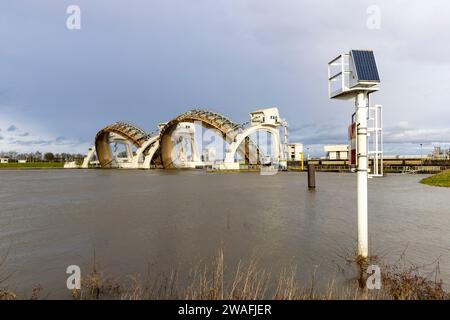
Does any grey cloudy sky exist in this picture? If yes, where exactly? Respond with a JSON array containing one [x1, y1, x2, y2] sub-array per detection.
[[0, 0, 449, 155]]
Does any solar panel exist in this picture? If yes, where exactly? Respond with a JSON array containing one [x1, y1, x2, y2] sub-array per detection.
[[351, 50, 380, 82]]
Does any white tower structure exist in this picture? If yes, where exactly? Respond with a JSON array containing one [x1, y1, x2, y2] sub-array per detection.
[[109, 133, 135, 168], [280, 119, 289, 169], [328, 50, 381, 258], [171, 122, 201, 168]]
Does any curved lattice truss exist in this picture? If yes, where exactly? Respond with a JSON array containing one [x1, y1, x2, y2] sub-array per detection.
[[95, 121, 154, 168], [91, 109, 272, 169], [160, 109, 240, 135], [159, 109, 259, 168], [96, 121, 151, 147]]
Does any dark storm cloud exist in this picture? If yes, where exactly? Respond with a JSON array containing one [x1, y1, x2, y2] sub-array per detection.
[[12, 139, 52, 146], [289, 122, 346, 145], [7, 125, 18, 132], [8, 136, 82, 147], [0, 0, 449, 154]]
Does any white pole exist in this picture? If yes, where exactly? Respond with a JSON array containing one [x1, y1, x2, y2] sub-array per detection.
[[374, 106, 378, 176], [380, 105, 383, 176], [356, 92, 369, 258], [284, 122, 288, 161]]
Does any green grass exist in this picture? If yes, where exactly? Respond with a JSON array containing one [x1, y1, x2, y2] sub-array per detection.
[[420, 170, 450, 187], [0, 162, 65, 169]]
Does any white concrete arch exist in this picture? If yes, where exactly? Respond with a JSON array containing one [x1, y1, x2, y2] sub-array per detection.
[[224, 124, 281, 166], [81, 146, 96, 168], [131, 135, 159, 168], [142, 140, 160, 168]]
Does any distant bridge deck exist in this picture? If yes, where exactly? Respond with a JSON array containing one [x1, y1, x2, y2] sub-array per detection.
[[287, 158, 450, 174]]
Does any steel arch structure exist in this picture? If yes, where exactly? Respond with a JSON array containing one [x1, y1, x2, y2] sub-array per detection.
[[90, 109, 270, 169], [95, 121, 156, 168], [159, 109, 260, 168]]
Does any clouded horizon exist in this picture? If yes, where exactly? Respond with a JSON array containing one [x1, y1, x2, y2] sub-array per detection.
[[1, 0, 449, 156]]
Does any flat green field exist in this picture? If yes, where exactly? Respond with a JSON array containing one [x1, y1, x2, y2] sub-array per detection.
[[0, 162, 65, 169], [420, 170, 450, 187]]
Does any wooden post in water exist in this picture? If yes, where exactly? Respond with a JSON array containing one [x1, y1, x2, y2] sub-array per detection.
[[307, 163, 316, 189]]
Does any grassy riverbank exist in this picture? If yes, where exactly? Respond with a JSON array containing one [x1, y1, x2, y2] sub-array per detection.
[[0, 162, 65, 169], [1, 250, 448, 300], [420, 170, 450, 187]]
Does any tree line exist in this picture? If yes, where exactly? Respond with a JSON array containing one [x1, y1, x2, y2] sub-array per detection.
[[0, 151, 86, 162]]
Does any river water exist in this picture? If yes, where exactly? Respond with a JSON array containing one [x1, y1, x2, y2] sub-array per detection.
[[0, 170, 449, 298]]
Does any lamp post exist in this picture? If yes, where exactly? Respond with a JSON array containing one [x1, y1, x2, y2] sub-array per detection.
[[328, 50, 381, 259], [355, 92, 369, 258]]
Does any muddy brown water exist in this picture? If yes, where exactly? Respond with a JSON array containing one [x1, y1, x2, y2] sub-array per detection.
[[0, 170, 449, 298]]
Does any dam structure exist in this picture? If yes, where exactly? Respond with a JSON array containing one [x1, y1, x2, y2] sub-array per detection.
[[79, 107, 289, 170]]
